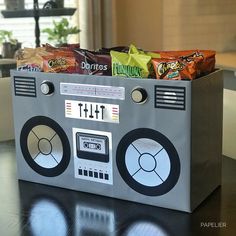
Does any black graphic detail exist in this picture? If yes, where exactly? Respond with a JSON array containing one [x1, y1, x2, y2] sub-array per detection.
[[14, 76, 36, 97], [155, 85, 185, 110]]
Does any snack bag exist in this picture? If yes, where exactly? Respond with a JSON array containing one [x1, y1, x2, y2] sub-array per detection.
[[111, 50, 151, 78], [43, 50, 76, 73], [128, 44, 160, 58], [44, 43, 80, 52], [17, 47, 51, 72], [128, 44, 141, 54], [74, 48, 111, 76], [152, 58, 198, 80], [158, 50, 215, 77], [59, 43, 80, 50], [197, 50, 216, 75], [127, 44, 160, 78], [97, 46, 129, 54]]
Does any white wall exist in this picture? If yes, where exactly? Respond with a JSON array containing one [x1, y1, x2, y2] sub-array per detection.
[[112, 0, 236, 52], [112, 0, 163, 51], [162, 0, 236, 51]]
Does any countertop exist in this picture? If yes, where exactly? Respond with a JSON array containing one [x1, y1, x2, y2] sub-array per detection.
[[0, 140, 236, 236], [0, 59, 16, 77], [216, 51, 236, 71], [0, 58, 16, 65]]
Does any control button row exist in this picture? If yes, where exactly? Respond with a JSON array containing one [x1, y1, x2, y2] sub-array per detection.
[[78, 169, 109, 180]]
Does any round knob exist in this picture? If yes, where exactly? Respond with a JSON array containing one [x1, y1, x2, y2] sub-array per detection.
[[40, 81, 54, 95], [131, 87, 148, 104]]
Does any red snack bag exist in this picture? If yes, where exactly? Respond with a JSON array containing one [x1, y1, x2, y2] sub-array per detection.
[[97, 46, 129, 53], [152, 58, 198, 80], [158, 50, 199, 58], [60, 43, 80, 49], [44, 43, 80, 52], [197, 50, 216, 75], [157, 50, 215, 77], [43, 50, 76, 73], [74, 48, 111, 76]]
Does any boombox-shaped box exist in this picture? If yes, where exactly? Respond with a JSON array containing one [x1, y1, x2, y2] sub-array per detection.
[[11, 70, 223, 212]]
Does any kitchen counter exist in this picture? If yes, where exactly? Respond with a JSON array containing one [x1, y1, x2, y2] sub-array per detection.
[[216, 52, 236, 159], [0, 77, 14, 142], [0, 58, 16, 77], [216, 51, 236, 71], [0, 58, 16, 64], [0, 140, 235, 236]]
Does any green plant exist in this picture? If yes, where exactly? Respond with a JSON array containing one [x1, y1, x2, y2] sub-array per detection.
[[0, 30, 18, 44], [42, 18, 80, 45]]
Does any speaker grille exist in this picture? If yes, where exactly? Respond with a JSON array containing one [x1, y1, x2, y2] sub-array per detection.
[[155, 85, 185, 110], [116, 128, 180, 196], [14, 76, 36, 97]]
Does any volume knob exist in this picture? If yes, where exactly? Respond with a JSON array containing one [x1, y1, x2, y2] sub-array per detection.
[[131, 87, 148, 104], [40, 81, 54, 95]]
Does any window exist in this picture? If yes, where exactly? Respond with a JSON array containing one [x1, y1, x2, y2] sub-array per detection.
[[0, 0, 78, 47]]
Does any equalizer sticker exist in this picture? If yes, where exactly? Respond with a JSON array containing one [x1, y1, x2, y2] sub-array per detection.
[[65, 100, 120, 123]]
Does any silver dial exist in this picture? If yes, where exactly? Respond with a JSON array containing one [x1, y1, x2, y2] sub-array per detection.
[[131, 87, 148, 104], [40, 81, 54, 95]]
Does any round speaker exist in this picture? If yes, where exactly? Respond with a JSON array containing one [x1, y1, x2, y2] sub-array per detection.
[[116, 128, 180, 196], [20, 116, 70, 177]]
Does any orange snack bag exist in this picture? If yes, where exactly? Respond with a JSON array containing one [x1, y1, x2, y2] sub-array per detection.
[[197, 50, 216, 75], [152, 58, 198, 80], [43, 50, 76, 73], [17, 47, 52, 72], [156, 50, 215, 77]]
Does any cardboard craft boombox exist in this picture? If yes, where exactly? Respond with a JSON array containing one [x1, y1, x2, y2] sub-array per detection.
[[11, 70, 223, 212]]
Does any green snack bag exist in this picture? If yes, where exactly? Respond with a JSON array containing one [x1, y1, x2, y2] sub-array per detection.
[[129, 44, 141, 54], [129, 44, 161, 58], [127, 44, 160, 78], [111, 50, 151, 78]]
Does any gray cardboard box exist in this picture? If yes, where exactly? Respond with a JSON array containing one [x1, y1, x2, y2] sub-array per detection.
[[11, 70, 223, 212]]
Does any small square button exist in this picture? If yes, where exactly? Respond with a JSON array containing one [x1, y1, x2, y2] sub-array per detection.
[[94, 172, 98, 178], [83, 170, 88, 176], [104, 174, 109, 180], [89, 171, 93, 177], [78, 169, 83, 175], [99, 173, 103, 179]]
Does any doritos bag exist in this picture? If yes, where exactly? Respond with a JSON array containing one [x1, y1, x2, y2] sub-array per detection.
[[74, 49, 111, 76]]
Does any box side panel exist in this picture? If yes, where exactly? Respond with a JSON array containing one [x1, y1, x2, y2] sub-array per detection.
[[190, 70, 223, 211]]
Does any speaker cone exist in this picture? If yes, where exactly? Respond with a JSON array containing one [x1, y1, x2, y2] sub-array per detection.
[[20, 116, 70, 177], [116, 128, 180, 196]]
